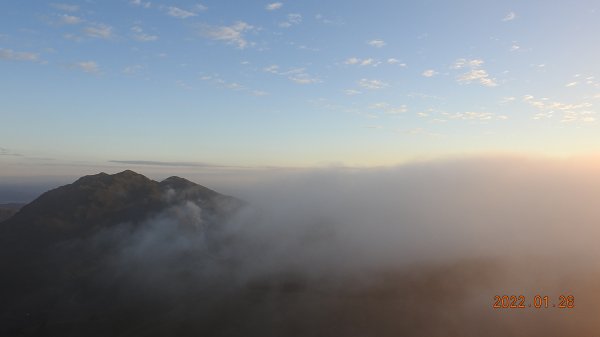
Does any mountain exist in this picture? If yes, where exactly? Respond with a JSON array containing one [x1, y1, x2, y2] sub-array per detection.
[[0, 203, 24, 223], [1, 170, 240, 239], [0, 170, 244, 336]]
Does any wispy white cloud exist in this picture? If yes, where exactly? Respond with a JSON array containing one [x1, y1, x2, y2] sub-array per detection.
[[442, 111, 507, 121], [370, 102, 408, 115], [251, 90, 269, 96], [266, 2, 283, 11], [202, 21, 255, 49], [131, 26, 158, 41], [510, 43, 520, 52], [50, 3, 79, 12], [130, 0, 151, 8], [264, 66, 321, 84], [0, 48, 39, 62], [458, 70, 497, 87], [453, 58, 497, 87], [344, 57, 378, 66], [263, 64, 279, 73], [84, 23, 113, 39], [200, 74, 268, 95], [523, 95, 596, 123], [344, 89, 362, 96], [315, 13, 342, 25], [502, 11, 516, 21], [71, 61, 99, 73], [167, 6, 200, 19], [279, 13, 302, 28], [287, 70, 320, 84], [407, 127, 442, 137], [422, 69, 437, 77], [500, 96, 516, 104], [565, 82, 578, 87], [123, 64, 144, 75], [367, 39, 386, 48], [59, 14, 82, 25], [387, 58, 406, 66], [453, 59, 484, 69], [358, 78, 388, 90]]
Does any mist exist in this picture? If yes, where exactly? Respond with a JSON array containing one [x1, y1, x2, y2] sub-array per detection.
[[64, 155, 600, 336]]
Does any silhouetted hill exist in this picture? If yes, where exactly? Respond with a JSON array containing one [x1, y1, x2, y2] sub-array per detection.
[[0, 203, 24, 223], [0, 171, 244, 336], [1, 171, 241, 245]]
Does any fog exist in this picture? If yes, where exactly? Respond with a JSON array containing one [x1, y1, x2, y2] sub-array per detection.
[[79, 155, 600, 336], [6, 155, 600, 336]]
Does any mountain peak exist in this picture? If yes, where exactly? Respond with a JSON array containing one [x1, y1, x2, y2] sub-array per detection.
[[160, 176, 197, 189], [1, 170, 241, 239]]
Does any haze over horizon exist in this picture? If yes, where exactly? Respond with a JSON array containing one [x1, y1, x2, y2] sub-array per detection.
[[2, 0, 600, 179]]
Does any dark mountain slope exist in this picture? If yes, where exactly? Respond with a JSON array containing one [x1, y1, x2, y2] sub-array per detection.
[[0, 171, 244, 336], [0, 203, 25, 223], [2, 170, 239, 239]]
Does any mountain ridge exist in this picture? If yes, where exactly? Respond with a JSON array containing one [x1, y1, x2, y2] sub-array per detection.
[[1, 170, 241, 240]]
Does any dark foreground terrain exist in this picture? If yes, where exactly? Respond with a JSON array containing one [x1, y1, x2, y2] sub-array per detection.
[[0, 171, 596, 336], [0, 203, 25, 223]]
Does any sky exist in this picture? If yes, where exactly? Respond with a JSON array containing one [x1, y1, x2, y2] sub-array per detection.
[[1, 0, 600, 179]]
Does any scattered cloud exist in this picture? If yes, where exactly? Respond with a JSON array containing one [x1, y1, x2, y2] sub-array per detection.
[[367, 39, 386, 48], [279, 13, 302, 28], [109, 160, 244, 168], [458, 70, 497, 87], [422, 69, 437, 77], [123, 64, 144, 75], [442, 111, 507, 121], [202, 21, 255, 49], [262, 65, 320, 84], [251, 90, 269, 96], [84, 23, 113, 39], [131, 26, 158, 41], [71, 61, 99, 73], [50, 3, 79, 12], [130, 0, 151, 8], [502, 11, 516, 21], [566, 82, 578, 87], [266, 2, 283, 11], [453, 58, 497, 87], [200, 74, 268, 96], [370, 102, 408, 115], [523, 95, 596, 123], [63, 33, 83, 42], [453, 59, 484, 69], [500, 96, 516, 104], [315, 13, 342, 25], [0, 48, 39, 62], [387, 58, 406, 66], [344, 57, 378, 66], [344, 89, 362, 96], [288, 72, 320, 84], [358, 78, 388, 90], [167, 6, 199, 19], [263, 64, 279, 73], [510, 43, 520, 52], [59, 14, 82, 25]]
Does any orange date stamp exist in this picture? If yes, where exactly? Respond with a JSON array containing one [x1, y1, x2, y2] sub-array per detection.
[[493, 295, 575, 309]]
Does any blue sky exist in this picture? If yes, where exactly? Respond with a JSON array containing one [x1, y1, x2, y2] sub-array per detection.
[[2, 0, 600, 176]]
